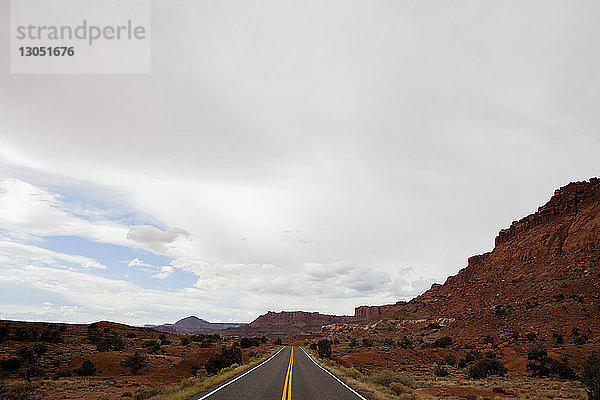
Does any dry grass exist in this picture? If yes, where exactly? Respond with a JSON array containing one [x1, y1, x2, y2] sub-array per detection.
[[303, 348, 415, 399], [303, 348, 588, 399], [148, 347, 282, 400]]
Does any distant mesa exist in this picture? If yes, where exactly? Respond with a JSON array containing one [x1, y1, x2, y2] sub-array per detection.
[[148, 316, 243, 334]]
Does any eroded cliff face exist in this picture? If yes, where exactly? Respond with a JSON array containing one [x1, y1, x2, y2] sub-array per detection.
[[328, 178, 600, 355]]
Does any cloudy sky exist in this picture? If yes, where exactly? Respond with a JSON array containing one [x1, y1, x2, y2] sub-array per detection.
[[0, 1, 599, 325]]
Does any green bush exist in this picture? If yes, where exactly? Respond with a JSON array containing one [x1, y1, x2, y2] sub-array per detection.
[[180, 337, 190, 346], [205, 345, 242, 375], [309, 343, 317, 350], [433, 364, 449, 377], [317, 339, 332, 359], [273, 338, 282, 345], [143, 340, 161, 354], [582, 355, 600, 400], [240, 337, 262, 348], [468, 358, 507, 379], [121, 352, 147, 374], [458, 350, 482, 368], [527, 348, 551, 377], [444, 353, 457, 366]]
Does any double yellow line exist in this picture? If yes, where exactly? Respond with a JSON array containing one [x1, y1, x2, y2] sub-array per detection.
[[281, 347, 294, 400]]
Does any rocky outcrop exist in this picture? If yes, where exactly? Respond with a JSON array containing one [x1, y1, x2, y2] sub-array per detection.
[[351, 178, 600, 355], [495, 178, 600, 246], [354, 305, 396, 320]]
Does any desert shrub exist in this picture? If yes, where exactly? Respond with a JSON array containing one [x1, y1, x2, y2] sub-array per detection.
[[389, 382, 409, 395], [527, 348, 551, 377], [98, 334, 126, 352], [495, 304, 507, 317], [444, 353, 457, 366], [121, 352, 147, 374], [582, 355, 600, 400], [143, 340, 162, 354], [549, 357, 576, 379], [483, 335, 495, 345], [553, 332, 564, 345], [160, 338, 171, 346], [371, 370, 399, 386], [309, 343, 317, 350], [458, 350, 482, 368], [261, 336, 268, 343], [433, 364, 449, 377], [317, 339, 332, 359], [190, 365, 199, 376], [383, 338, 395, 347], [205, 345, 242, 375], [273, 338, 282, 345], [18, 344, 47, 382], [0, 357, 22, 373], [349, 338, 358, 348], [433, 336, 452, 348], [0, 324, 9, 342], [240, 337, 262, 348], [468, 358, 507, 379], [399, 336, 413, 349], [14, 327, 38, 342], [39, 327, 62, 343], [575, 335, 589, 346], [0, 381, 34, 399], [87, 324, 102, 344], [525, 299, 538, 309], [485, 351, 497, 359], [126, 332, 137, 339], [180, 337, 190, 346], [333, 338, 340, 345], [74, 359, 96, 376], [525, 332, 537, 342], [362, 338, 373, 347], [426, 322, 442, 330], [191, 333, 221, 348]]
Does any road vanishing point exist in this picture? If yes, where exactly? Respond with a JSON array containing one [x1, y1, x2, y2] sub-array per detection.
[[196, 346, 368, 400]]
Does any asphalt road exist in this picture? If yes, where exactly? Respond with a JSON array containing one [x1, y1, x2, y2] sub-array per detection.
[[195, 346, 368, 400]]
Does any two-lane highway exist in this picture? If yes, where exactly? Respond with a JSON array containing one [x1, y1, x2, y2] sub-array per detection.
[[196, 346, 368, 400]]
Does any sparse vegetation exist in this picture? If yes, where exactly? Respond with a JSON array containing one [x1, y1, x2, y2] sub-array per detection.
[[240, 337, 262, 348], [433, 364, 449, 377], [317, 339, 332, 359], [74, 359, 96, 376], [582, 354, 600, 399], [205, 345, 242, 375], [121, 351, 147, 374], [18, 344, 47, 382], [433, 336, 452, 348], [273, 338, 282, 346], [468, 358, 507, 379]]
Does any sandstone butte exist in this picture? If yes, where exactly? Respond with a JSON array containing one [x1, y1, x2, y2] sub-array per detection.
[[320, 178, 600, 371]]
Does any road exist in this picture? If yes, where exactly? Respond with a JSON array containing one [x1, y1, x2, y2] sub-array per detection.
[[195, 346, 369, 400]]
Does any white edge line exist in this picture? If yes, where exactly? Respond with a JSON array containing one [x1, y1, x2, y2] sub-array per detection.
[[197, 346, 286, 400], [300, 347, 367, 400]]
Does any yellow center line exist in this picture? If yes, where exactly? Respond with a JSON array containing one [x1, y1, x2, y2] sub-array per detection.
[[281, 347, 294, 400]]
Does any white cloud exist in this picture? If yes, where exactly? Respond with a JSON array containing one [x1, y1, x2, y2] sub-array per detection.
[[0, 240, 107, 270]]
